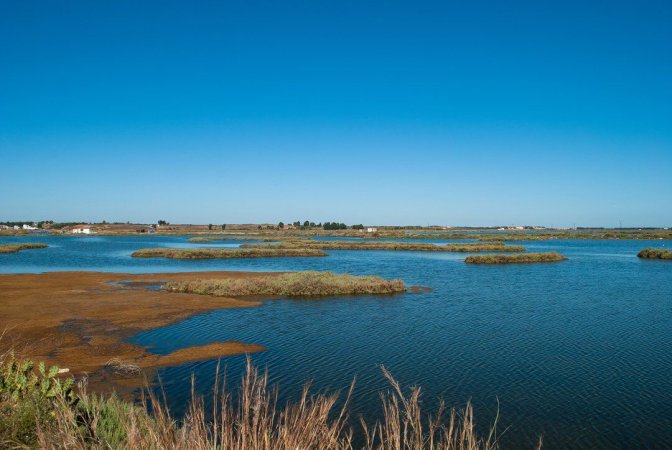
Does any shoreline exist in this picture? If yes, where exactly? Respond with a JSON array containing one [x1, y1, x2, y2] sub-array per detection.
[[0, 271, 277, 391]]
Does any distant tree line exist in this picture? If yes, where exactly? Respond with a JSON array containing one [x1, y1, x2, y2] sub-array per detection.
[[273, 221, 366, 230], [323, 222, 347, 230]]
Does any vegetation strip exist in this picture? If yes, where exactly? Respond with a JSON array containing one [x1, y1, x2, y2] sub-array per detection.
[[188, 236, 279, 242], [0, 243, 48, 254], [131, 247, 327, 259], [464, 251, 567, 264], [0, 355, 507, 450], [637, 248, 672, 260], [164, 271, 406, 297], [241, 240, 525, 252]]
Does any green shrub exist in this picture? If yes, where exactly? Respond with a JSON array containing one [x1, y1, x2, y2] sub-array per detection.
[[0, 353, 76, 447]]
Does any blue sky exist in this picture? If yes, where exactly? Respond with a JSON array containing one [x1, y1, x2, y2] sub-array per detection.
[[1, 1, 670, 227]]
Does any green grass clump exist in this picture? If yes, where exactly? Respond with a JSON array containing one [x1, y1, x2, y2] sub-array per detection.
[[164, 271, 406, 297], [465, 251, 567, 264], [0, 353, 76, 447], [0, 243, 48, 254], [241, 241, 525, 253], [131, 247, 326, 259], [637, 248, 672, 260]]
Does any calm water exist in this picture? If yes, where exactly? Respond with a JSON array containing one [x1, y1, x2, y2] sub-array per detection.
[[2, 235, 672, 448]]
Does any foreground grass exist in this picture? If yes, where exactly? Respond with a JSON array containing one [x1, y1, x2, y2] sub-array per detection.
[[131, 247, 326, 259], [1, 350, 533, 450], [465, 252, 567, 264], [165, 271, 406, 297], [0, 243, 48, 254], [637, 248, 672, 260], [242, 241, 525, 253]]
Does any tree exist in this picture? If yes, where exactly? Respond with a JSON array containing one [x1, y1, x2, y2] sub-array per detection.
[[323, 222, 347, 230], [222, 224, 226, 230], [278, 222, 284, 229], [208, 224, 213, 230], [303, 220, 310, 227], [158, 220, 168, 226], [352, 224, 364, 230]]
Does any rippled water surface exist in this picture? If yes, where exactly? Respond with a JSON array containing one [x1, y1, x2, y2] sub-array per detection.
[[2, 235, 672, 448]]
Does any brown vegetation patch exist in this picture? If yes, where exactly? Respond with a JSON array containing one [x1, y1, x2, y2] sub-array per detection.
[[131, 247, 327, 259], [0, 243, 48, 254], [241, 240, 525, 252], [465, 251, 567, 264], [637, 248, 672, 260], [165, 271, 406, 297]]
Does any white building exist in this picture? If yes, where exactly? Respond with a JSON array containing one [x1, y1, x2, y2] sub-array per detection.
[[72, 227, 92, 234], [367, 227, 378, 233], [22, 224, 37, 230]]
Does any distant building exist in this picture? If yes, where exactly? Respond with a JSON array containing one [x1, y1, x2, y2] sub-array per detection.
[[367, 227, 378, 233], [72, 227, 92, 234], [22, 224, 37, 230]]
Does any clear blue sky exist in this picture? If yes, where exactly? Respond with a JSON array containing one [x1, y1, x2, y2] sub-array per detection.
[[1, 1, 670, 227]]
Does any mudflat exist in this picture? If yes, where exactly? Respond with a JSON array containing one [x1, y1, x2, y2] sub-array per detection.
[[0, 271, 271, 377]]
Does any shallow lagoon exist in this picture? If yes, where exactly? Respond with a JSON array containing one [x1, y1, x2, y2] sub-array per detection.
[[1, 235, 671, 448]]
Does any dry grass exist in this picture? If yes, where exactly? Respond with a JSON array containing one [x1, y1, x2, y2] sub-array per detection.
[[241, 241, 525, 253], [637, 248, 672, 260], [131, 247, 327, 259], [32, 358, 533, 450], [164, 271, 406, 297], [0, 243, 48, 254], [464, 252, 567, 264]]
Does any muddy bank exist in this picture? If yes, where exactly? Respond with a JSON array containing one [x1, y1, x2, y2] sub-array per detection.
[[0, 271, 272, 383]]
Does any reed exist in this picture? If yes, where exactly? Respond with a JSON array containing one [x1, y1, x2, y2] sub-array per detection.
[[164, 271, 406, 297], [0, 352, 537, 450], [0, 243, 48, 254], [465, 252, 567, 264], [131, 247, 326, 259], [637, 248, 672, 260], [241, 241, 525, 253]]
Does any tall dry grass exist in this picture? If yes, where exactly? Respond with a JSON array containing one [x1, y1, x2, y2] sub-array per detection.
[[29, 358, 540, 450]]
